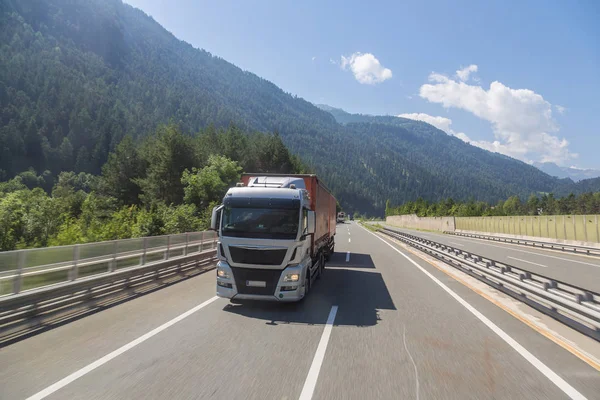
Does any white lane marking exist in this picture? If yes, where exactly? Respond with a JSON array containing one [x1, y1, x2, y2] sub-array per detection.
[[27, 296, 220, 400], [464, 240, 600, 268], [358, 225, 588, 400], [346, 252, 350, 262], [299, 305, 338, 400], [348, 238, 351, 243], [449, 241, 465, 247], [508, 256, 548, 268], [403, 325, 420, 400]]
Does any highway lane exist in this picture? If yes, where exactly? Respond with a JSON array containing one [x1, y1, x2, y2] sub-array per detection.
[[384, 225, 600, 292], [0, 222, 598, 399]]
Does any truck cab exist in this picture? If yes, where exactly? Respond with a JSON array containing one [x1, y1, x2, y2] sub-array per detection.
[[212, 175, 334, 302]]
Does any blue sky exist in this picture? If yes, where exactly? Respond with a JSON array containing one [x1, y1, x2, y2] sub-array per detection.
[[125, 0, 600, 169]]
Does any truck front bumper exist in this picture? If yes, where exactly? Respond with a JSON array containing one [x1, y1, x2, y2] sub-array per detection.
[[216, 261, 306, 302]]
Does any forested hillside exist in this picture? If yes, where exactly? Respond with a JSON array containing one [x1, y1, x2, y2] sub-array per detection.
[[2, 0, 599, 217], [0, 124, 306, 251], [318, 105, 600, 205]]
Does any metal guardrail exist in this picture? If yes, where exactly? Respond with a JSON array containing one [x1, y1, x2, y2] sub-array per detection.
[[0, 231, 217, 296], [381, 228, 600, 341], [445, 231, 600, 257], [0, 238, 218, 343]]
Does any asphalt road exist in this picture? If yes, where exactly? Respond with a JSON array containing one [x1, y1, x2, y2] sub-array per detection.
[[383, 225, 600, 292], [1, 222, 598, 399]]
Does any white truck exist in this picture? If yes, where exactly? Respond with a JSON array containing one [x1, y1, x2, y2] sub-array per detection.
[[211, 174, 337, 301]]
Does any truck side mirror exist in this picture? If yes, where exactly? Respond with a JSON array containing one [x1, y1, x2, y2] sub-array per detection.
[[210, 205, 224, 232], [307, 210, 316, 234]]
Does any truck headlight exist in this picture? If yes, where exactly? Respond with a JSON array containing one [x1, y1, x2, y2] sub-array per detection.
[[217, 268, 229, 278], [283, 273, 300, 282]]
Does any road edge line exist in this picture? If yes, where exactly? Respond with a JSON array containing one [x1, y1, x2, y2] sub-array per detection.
[[26, 296, 220, 400], [381, 230, 600, 372], [358, 224, 588, 400]]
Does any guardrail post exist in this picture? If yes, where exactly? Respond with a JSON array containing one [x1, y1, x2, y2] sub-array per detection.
[[184, 233, 189, 256], [70, 245, 80, 281], [165, 235, 171, 260], [13, 250, 26, 294], [109, 240, 118, 272], [574, 292, 592, 304], [519, 272, 531, 281], [141, 238, 148, 265]]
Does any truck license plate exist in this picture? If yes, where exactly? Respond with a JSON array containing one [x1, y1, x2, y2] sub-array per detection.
[[246, 280, 266, 287]]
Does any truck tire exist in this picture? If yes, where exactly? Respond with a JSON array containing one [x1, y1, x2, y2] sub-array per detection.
[[317, 253, 325, 279], [324, 241, 334, 261], [303, 273, 310, 298]]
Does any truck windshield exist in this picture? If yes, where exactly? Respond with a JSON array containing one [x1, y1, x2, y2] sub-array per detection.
[[222, 207, 300, 240]]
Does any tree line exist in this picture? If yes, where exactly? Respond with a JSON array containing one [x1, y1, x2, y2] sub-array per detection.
[[386, 192, 600, 218], [0, 124, 307, 251]]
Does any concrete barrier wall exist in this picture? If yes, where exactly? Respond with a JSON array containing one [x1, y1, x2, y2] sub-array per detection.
[[455, 215, 600, 245], [386, 215, 456, 232], [386, 213, 600, 246]]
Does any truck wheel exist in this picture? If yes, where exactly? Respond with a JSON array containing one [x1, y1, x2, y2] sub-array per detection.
[[303, 274, 310, 298], [325, 242, 334, 261], [317, 253, 325, 279]]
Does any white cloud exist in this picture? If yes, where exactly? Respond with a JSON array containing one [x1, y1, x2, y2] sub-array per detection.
[[456, 64, 478, 82], [340, 52, 392, 84], [555, 105, 566, 114], [329, 58, 337, 65], [312, 56, 316, 62], [398, 113, 471, 142], [398, 113, 453, 133], [454, 132, 473, 143], [419, 67, 577, 165]]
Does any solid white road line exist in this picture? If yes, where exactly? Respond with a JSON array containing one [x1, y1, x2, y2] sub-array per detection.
[[26, 296, 220, 400], [403, 325, 420, 400], [299, 305, 339, 400], [449, 241, 465, 247], [357, 224, 587, 400], [346, 252, 350, 262], [508, 256, 548, 268]]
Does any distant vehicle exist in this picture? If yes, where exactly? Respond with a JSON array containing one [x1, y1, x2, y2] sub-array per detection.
[[337, 212, 346, 223], [211, 174, 336, 302], [349, 214, 354, 221]]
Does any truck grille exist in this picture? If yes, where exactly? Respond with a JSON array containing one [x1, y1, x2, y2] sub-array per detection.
[[230, 267, 282, 296], [229, 247, 287, 266]]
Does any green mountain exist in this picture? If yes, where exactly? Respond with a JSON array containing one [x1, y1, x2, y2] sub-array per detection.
[[1, 0, 598, 216]]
